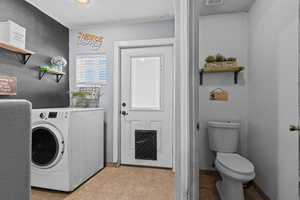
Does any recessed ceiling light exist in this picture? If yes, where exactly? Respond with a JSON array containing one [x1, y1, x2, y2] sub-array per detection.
[[75, 0, 90, 4], [205, 0, 224, 6]]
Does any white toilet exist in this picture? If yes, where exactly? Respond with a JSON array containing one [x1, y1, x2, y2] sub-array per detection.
[[208, 121, 255, 200]]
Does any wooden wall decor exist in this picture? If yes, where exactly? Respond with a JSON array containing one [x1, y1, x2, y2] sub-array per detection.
[[77, 32, 104, 50], [210, 88, 228, 101], [0, 75, 17, 95]]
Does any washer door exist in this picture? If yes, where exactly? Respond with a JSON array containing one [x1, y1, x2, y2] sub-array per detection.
[[32, 124, 64, 169]]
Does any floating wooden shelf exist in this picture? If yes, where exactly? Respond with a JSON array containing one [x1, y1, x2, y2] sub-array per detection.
[[0, 92, 17, 96], [39, 70, 65, 83], [0, 41, 35, 64], [199, 66, 244, 85]]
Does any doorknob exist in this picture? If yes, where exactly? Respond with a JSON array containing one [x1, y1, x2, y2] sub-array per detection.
[[121, 111, 128, 116], [289, 125, 300, 132]]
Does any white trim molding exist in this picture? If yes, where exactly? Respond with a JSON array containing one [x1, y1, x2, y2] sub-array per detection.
[[173, 0, 200, 199], [112, 38, 175, 164]]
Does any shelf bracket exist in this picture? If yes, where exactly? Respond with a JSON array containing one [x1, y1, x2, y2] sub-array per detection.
[[22, 54, 32, 65], [200, 71, 203, 85], [39, 71, 47, 80], [56, 74, 64, 83], [16, 53, 32, 65], [234, 71, 240, 84]]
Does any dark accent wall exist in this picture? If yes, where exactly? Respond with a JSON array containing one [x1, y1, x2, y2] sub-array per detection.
[[0, 0, 69, 108]]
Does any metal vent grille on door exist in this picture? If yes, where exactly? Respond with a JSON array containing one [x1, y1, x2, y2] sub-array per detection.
[[135, 130, 157, 160]]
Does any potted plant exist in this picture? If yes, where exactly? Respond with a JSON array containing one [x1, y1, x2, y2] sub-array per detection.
[[205, 56, 217, 68], [215, 53, 225, 67], [226, 57, 237, 67], [71, 91, 92, 108]]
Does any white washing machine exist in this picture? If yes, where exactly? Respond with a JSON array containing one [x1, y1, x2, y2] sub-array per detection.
[[31, 108, 104, 192]]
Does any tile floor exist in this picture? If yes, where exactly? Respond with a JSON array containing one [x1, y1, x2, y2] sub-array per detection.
[[199, 170, 269, 200], [32, 166, 174, 200], [32, 167, 270, 200]]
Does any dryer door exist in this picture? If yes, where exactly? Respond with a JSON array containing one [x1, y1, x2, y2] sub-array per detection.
[[32, 124, 64, 169]]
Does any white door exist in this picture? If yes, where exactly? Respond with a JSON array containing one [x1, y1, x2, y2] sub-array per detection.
[[120, 46, 173, 168], [274, 0, 299, 198], [277, 3, 299, 198]]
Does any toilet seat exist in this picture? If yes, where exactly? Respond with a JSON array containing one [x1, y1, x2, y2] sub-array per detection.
[[216, 153, 255, 176]]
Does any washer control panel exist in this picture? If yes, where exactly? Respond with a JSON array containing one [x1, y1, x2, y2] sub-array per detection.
[[38, 111, 69, 120], [48, 112, 58, 118]]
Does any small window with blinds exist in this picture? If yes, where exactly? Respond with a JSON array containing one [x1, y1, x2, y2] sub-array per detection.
[[76, 54, 108, 86]]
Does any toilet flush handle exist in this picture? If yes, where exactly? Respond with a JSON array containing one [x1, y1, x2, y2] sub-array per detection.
[[289, 125, 300, 132]]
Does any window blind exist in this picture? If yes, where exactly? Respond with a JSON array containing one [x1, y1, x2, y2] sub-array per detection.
[[76, 54, 107, 86]]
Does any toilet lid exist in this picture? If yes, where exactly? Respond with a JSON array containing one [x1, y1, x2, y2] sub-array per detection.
[[216, 153, 254, 174]]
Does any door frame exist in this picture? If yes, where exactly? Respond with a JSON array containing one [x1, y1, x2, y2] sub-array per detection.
[[173, 0, 199, 199], [112, 38, 176, 169]]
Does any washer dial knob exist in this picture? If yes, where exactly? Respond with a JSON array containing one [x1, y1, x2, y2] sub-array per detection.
[[40, 112, 46, 119]]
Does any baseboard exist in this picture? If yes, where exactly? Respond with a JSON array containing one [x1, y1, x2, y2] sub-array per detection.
[[105, 162, 120, 168], [252, 182, 271, 200], [199, 169, 218, 176], [199, 170, 271, 200]]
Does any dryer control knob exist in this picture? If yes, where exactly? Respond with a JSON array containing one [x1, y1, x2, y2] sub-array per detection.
[[40, 112, 46, 119]]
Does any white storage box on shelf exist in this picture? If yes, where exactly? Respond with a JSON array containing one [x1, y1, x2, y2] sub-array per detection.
[[0, 20, 26, 49]]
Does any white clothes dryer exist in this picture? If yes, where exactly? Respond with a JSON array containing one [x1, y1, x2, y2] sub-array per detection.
[[31, 108, 104, 192]]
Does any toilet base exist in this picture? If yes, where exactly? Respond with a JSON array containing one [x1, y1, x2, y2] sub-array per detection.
[[216, 176, 244, 200]]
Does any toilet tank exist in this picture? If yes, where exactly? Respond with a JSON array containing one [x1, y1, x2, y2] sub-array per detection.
[[208, 121, 240, 153]]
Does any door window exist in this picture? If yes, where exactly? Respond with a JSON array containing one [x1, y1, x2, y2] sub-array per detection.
[[130, 56, 161, 110]]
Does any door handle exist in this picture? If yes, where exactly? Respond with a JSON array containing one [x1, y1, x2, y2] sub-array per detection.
[[289, 125, 300, 132], [121, 111, 128, 116]]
